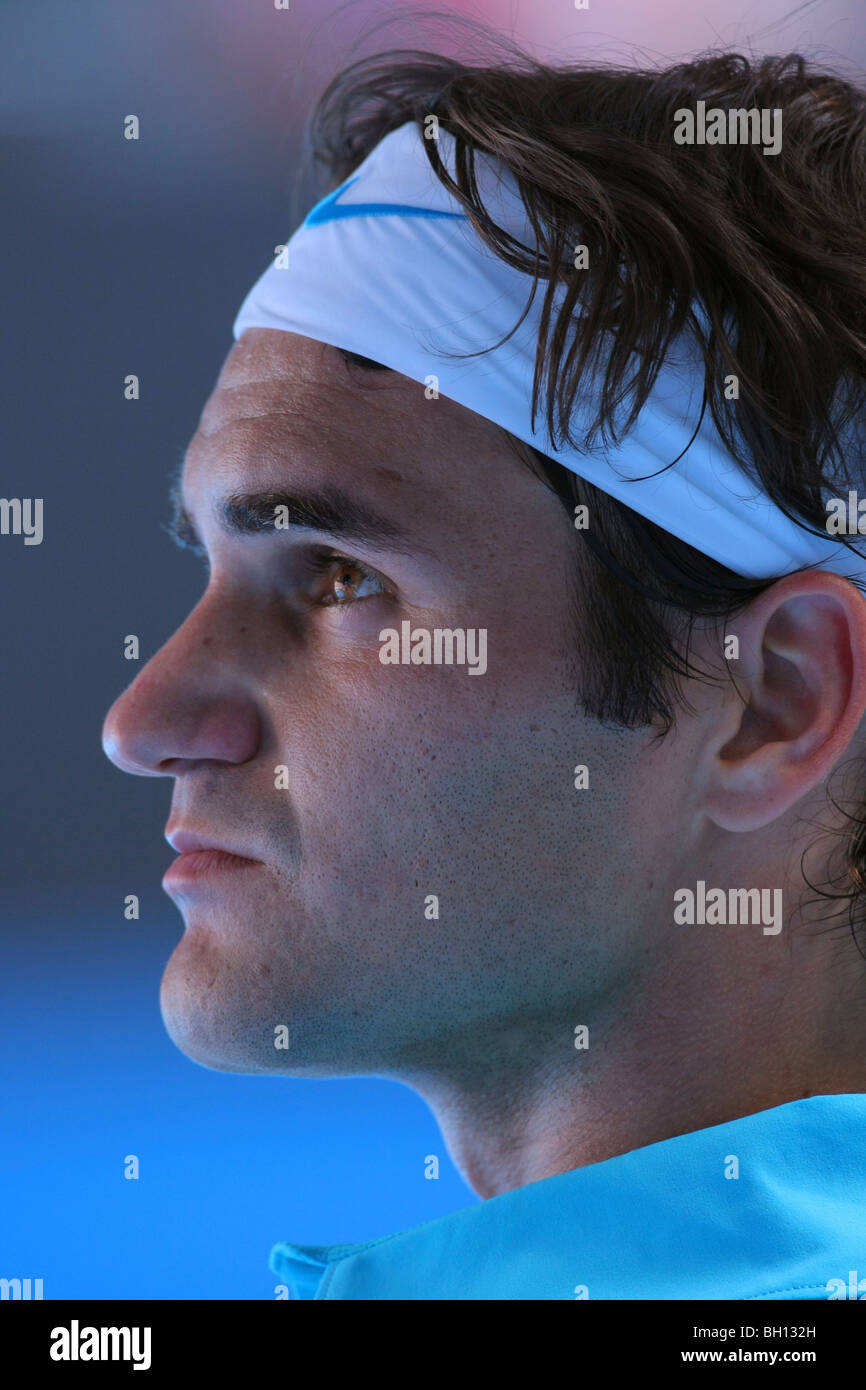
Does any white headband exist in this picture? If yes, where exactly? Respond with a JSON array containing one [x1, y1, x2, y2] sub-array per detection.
[[233, 119, 866, 583]]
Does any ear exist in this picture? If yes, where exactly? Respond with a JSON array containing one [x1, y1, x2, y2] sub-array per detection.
[[698, 571, 866, 832]]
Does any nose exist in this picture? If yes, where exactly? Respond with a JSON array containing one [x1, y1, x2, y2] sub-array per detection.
[[101, 591, 262, 776]]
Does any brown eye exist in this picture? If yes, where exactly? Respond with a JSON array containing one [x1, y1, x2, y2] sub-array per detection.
[[320, 557, 388, 605]]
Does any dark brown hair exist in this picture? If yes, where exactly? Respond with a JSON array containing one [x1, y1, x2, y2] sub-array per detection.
[[303, 43, 866, 948]]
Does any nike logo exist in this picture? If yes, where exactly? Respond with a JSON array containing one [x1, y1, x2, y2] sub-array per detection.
[[304, 175, 466, 227]]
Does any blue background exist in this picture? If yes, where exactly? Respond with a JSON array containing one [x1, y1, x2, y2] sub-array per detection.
[[1, 912, 474, 1298]]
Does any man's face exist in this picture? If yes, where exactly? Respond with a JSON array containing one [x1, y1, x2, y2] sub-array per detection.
[[102, 328, 668, 1078]]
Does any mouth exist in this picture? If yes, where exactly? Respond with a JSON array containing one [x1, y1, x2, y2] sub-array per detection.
[[163, 828, 262, 892], [164, 848, 261, 885]]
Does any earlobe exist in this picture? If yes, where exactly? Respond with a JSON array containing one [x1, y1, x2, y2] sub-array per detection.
[[700, 572, 866, 833]]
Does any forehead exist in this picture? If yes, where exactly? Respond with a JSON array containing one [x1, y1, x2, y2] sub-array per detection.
[[183, 327, 516, 521]]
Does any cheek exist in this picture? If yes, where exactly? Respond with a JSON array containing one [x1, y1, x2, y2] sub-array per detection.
[[274, 666, 583, 909]]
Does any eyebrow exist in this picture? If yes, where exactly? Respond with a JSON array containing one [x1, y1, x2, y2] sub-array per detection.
[[166, 481, 415, 555]]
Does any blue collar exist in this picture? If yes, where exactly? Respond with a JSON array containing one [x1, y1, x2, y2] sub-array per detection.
[[271, 1094, 866, 1300]]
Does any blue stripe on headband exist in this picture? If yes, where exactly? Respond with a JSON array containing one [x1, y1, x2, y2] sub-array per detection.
[[304, 174, 467, 227]]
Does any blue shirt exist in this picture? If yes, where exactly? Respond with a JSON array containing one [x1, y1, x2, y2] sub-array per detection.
[[271, 1093, 866, 1300]]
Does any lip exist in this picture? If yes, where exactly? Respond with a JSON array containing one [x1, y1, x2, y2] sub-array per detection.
[[163, 847, 261, 889], [165, 828, 261, 856], [163, 828, 262, 891]]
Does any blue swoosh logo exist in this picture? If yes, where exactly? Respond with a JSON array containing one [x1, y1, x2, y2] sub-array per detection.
[[304, 174, 466, 227]]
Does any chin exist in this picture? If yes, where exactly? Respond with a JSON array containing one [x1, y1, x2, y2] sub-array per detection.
[[158, 935, 277, 1074], [156, 923, 393, 1077]]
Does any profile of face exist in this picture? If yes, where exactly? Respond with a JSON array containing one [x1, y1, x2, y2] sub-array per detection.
[[100, 328, 709, 1081]]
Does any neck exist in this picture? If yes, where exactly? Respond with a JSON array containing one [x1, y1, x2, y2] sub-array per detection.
[[396, 922, 866, 1198]]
